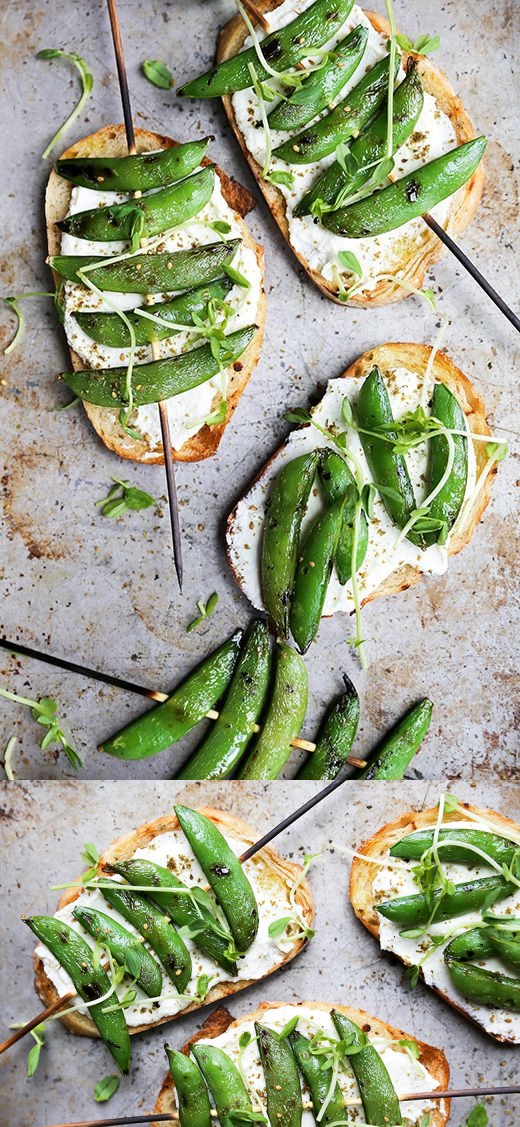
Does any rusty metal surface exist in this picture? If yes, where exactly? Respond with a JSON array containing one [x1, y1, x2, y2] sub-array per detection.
[[1, 779, 519, 1126], [0, 0, 518, 779]]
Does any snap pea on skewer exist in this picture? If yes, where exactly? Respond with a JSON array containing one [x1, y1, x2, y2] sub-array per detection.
[[390, 827, 518, 867], [297, 675, 360, 780], [50, 239, 241, 292], [268, 24, 368, 133], [444, 956, 520, 1012], [357, 699, 433, 779], [166, 1047, 212, 1127], [56, 138, 211, 192], [61, 324, 258, 406], [191, 1043, 256, 1127], [71, 905, 163, 998], [256, 1023, 302, 1127], [289, 1028, 348, 1123], [239, 643, 308, 780], [317, 448, 368, 585], [289, 498, 346, 653], [58, 165, 215, 243], [423, 382, 469, 545], [178, 620, 271, 781], [323, 136, 487, 237], [74, 277, 234, 347], [94, 878, 192, 991], [274, 53, 399, 165], [261, 450, 320, 639], [24, 916, 131, 1074], [377, 874, 516, 929], [178, 0, 356, 98], [100, 631, 243, 761], [331, 1010, 402, 1126]]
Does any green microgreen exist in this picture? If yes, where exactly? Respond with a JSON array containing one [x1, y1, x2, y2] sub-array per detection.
[[81, 842, 100, 884], [264, 168, 295, 188], [210, 220, 232, 235], [0, 688, 82, 769], [3, 292, 57, 355], [94, 1074, 120, 1103], [465, 1106, 488, 1127], [223, 263, 251, 289], [36, 49, 94, 159], [186, 591, 219, 632], [10, 1020, 47, 1077], [248, 61, 273, 178], [1, 735, 17, 780], [195, 973, 214, 1000], [141, 59, 173, 89], [95, 477, 158, 519], [278, 1015, 300, 1040], [394, 32, 441, 55], [383, 0, 398, 158], [204, 399, 227, 427]]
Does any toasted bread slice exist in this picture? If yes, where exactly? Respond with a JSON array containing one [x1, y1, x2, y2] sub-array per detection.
[[227, 342, 494, 615], [32, 807, 313, 1038], [153, 1001, 450, 1127], [350, 802, 520, 1043], [46, 125, 266, 462], [218, 2, 485, 307]]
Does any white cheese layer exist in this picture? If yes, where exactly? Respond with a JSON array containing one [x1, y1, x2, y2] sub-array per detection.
[[35, 827, 303, 1028], [193, 1004, 444, 1125], [370, 819, 520, 1043], [60, 171, 262, 451], [226, 367, 476, 618], [231, 0, 458, 296]]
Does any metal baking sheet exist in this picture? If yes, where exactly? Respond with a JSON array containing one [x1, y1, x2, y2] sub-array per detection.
[[0, 0, 518, 778], [1, 779, 518, 1126]]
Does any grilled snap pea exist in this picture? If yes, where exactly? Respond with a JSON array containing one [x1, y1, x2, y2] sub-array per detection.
[[377, 874, 516, 929], [331, 1011, 402, 1126], [238, 643, 308, 780], [71, 905, 163, 997], [268, 24, 367, 133], [178, 620, 271, 780], [357, 699, 433, 780], [261, 451, 320, 638], [100, 631, 243, 761], [289, 1028, 347, 1123], [275, 53, 399, 165], [74, 277, 234, 347], [296, 61, 424, 216], [445, 926, 520, 971], [423, 382, 468, 545], [323, 136, 487, 237], [487, 928, 520, 971], [357, 366, 422, 545], [58, 166, 215, 243], [56, 138, 211, 192], [61, 325, 257, 406], [256, 1023, 302, 1127], [289, 498, 345, 653], [390, 827, 518, 867], [50, 239, 241, 293], [108, 857, 238, 976], [444, 957, 520, 1011], [95, 878, 192, 991], [166, 1047, 212, 1127], [178, 0, 356, 98], [24, 916, 130, 1073], [318, 448, 368, 585], [297, 675, 360, 780], [191, 1044, 254, 1126], [174, 805, 259, 951]]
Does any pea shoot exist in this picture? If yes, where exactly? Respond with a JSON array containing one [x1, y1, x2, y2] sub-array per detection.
[[3, 292, 57, 355], [36, 49, 93, 159], [9, 1020, 46, 1077], [95, 477, 158, 518], [94, 1075, 120, 1103], [141, 59, 173, 89], [187, 592, 219, 632], [0, 688, 82, 769]]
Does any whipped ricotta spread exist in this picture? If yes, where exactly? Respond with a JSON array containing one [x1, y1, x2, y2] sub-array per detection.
[[231, 0, 458, 295], [35, 825, 303, 1027], [371, 818, 520, 1043], [227, 365, 476, 618], [193, 1003, 444, 1125], [60, 169, 262, 451]]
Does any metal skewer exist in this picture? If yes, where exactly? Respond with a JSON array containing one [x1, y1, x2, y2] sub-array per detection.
[[423, 213, 520, 333], [106, 0, 184, 589]]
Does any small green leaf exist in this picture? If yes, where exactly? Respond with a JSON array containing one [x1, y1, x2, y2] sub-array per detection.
[[238, 1031, 253, 1050], [399, 1038, 420, 1058], [210, 220, 232, 235], [466, 1106, 488, 1127], [141, 59, 173, 89], [268, 916, 293, 938], [337, 251, 362, 279], [485, 440, 508, 463], [187, 592, 219, 632], [223, 263, 251, 289], [394, 32, 414, 50], [278, 1015, 299, 1040], [196, 973, 213, 999], [94, 1074, 120, 1103], [205, 399, 227, 427], [266, 169, 295, 188], [413, 33, 440, 55], [283, 407, 313, 426]]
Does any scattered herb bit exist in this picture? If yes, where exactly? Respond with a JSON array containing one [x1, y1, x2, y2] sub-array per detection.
[[94, 1074, 120, 1103], [81, 842, 100, 884], [9, 1021, 47, 1077], [36, 49, 93, 159], [210, 220, 232, 235], [187, 592, 219, 632], [196, 973, 214, 1000], [395, 32, 440, 55], [465, 1107, 488, 1127], [3, 292, 56, 355], [265, 169, 295, 188], [0, 688, 82, 769], [95, 477, 158, 518], [141, 59, 174, 89], [1, 736, 17, 781]]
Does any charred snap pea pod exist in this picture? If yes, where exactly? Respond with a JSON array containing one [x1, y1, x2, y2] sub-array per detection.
[[174, 805, 259, 951], [289, 498, 346, 653], [331, 1010, 402, 1126], [390, 827, 518, 867], [58, 166, 215, 243], [445, 925, 520, 971], [261, 451, 320, 639], [297, 674, 360, 780], [487, 928, 520, 971], [357, 699, 433, 780], [256, 1023, 302, 1127], [109, 858, 238, 976], [95, 878, 192, 991], [178, 0, 356, 98], [268, 24, 368, 133], [357, 366, 422, 546], [318, 449, 368, 584], [61, 325, 257, 407], [444, 956, 520, 1012], [71, 905, 163, 997], [238, 643, 308, 780], [100, 631, 243, 761], [56, 138, 211, 192], [166, 1047, 212, 1127], [377, 874, 516, 929], [74, 277, 234, 347], [191, 1044, 255, 1126], [289, 1028, 347, 1123], [24, 916, 130, 1073], [50, 239, 241, 293], [296, 61, 424, 217], [274, 53, 399, 165], [323, 136, 487, 237], [423, 382, 468, 545], [178, 620, 271, 781]]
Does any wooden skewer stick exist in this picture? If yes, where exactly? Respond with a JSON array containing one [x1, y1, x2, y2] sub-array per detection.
[[106, 0, 184, 590], [0, 993, 74, 1054], [240, 0, 270, 32]]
